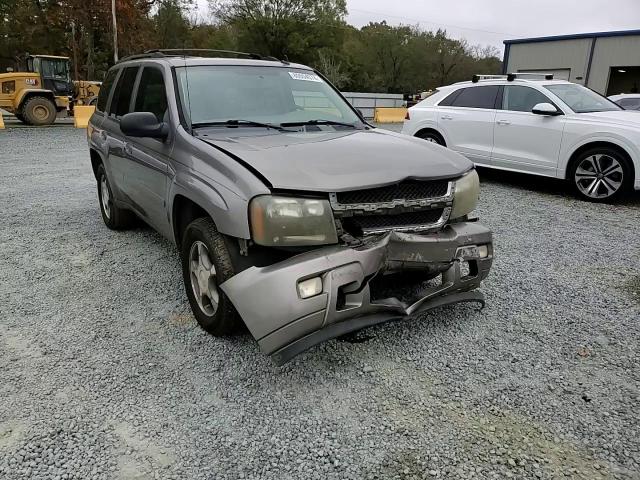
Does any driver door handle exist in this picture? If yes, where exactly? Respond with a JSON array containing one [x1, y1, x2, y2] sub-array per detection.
[[496, 120, 511, 126], [441, 115, 453, 120]]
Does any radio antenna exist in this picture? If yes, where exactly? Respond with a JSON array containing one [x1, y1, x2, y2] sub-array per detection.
[[182, 44, 193, 135]]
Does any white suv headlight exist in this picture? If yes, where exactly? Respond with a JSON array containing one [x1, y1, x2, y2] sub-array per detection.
[[451, 170, 480, 219], [249, 196, 338, 246]]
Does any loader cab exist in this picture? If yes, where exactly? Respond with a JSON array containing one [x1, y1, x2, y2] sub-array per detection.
[[27, 55, 74, 97]]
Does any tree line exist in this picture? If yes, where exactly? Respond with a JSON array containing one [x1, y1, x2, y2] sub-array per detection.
[[0, 0, 502, 93]]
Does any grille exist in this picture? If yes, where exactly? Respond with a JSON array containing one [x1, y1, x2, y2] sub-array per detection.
[[342, 209, 445, 235], [336, 180, 449, 205]]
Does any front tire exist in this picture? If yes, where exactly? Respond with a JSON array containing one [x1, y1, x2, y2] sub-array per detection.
[[22, 96, 57, 126], [96, 164, 134, 229], [569, 148, 632, 202], [181, 217, 241, 336]]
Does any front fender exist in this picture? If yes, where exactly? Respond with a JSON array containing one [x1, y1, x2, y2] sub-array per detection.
[[169, 169, 251, 241], [559, 133, 640, 181]]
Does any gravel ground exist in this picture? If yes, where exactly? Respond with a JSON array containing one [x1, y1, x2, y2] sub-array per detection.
[[1, 126, 639, 480]]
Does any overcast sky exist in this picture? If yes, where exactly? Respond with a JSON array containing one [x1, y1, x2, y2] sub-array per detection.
[[196, 0, 640, 52]]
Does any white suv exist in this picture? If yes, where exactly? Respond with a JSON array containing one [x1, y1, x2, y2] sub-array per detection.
[[402, 74, 640, 202]]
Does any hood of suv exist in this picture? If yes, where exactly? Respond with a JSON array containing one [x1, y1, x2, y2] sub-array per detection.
[[574, 110, 640, 127], [198, 128, 472, 191]]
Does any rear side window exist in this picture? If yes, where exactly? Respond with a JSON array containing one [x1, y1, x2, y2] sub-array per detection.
[[96, 69, 118, 113], [109, 66, 139, 117], [439, 89, 462, 106], [450, 86, 500, 109], [502, 86, 553, 112], [134, 67, 168, 122]]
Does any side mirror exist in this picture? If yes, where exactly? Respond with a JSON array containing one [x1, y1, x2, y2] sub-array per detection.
[[120, 112, 169, 139], [532, 103, 561, 116]]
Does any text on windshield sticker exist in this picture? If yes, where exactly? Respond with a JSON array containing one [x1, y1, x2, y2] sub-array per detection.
[[289, 72, 322, 83]]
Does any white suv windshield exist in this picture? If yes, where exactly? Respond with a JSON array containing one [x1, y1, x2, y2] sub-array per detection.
[[175, 66, 361, 127], [545, 84, 621, 113]]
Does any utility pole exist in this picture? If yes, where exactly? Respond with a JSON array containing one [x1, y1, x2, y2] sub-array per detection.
[[71, 21, 79, 80], [112, 0, 118, 63]]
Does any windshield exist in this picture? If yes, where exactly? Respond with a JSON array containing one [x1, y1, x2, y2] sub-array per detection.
[[545, 84, 622, 113], [175, 66, 361, 128], [36, 58, 71, 82]]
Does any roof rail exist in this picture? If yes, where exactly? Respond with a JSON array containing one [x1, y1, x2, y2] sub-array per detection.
[[119, 49, 284, 63], [472, 74, 507, 83]]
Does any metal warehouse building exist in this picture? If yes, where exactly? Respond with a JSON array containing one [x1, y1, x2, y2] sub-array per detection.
[[503, 29, 640, 96]]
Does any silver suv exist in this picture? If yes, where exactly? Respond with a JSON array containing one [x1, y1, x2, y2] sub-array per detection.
[[87, 50, 493, 364]]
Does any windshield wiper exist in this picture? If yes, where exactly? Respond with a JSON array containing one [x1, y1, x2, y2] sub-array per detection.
[[280, 119, 358, 128], [191, 120, 295, 132]]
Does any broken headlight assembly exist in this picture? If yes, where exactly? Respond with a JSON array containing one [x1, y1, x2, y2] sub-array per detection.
[[249, 195, 338, 246], [451, 169, 480, 219]]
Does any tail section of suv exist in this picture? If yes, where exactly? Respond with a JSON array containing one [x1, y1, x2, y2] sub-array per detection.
[[403, 74, 640, 202], [87, 50, 493, 364]]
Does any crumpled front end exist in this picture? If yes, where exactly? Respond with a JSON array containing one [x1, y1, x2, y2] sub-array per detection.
[[221, 221, 492, 365]]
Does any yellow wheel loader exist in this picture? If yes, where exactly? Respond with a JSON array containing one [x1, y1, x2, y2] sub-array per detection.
[[0, 55, 101, 126]]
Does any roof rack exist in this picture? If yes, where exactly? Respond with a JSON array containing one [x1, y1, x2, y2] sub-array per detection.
[[471, 72, 555, 83], [118, 49, 286, 64], [506, 72, 555, 81], [471, 74, 507, 83]]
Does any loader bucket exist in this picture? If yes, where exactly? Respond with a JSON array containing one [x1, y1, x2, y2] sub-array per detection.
[[373, 107, 408, 124], [74, 106, 95, 128]]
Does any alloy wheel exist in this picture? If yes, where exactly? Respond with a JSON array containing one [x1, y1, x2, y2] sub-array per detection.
[[574, 154, 624, 199], [100, 176, 111, 219], [189, 241, 220, 316]]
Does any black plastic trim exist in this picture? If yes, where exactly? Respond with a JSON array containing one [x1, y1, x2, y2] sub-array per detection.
[[270, 290, 486, 365]]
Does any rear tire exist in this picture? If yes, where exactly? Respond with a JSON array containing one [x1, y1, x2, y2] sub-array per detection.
[[416, 130, 446, 146], [22, 96, 57, 126], [15, 112, 28, 124], [96, 164, 134, 229], [569, 147, 632, 202], [181, 217, 241, 336]]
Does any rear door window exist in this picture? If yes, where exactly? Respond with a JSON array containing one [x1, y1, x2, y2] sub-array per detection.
[[96, 69, 119, 113], [109, 66, 139, 118], [450, 86, 500, 109], [133, 67, 168, 122]]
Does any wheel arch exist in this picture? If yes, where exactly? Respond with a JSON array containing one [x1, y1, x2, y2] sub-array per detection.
[[17, 89, 56, 111], [89, 148, 104, 181], [414, 127, 447, 146], [564, 141, 636, 181], [172, 194, 212, 249]]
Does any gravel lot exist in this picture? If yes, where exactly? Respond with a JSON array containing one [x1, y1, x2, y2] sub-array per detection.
[[1, 126, 639, 480]]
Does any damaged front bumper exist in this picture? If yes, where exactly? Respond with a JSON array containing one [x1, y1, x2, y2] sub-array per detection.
[[221, 222, 493, 365]]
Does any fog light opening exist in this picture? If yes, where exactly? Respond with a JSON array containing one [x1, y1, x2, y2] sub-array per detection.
[[478, 244, 489, 259], [297, 277, 323, 299], [460, 260, 471, 278]]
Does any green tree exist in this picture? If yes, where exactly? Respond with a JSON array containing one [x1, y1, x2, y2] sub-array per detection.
[[209, 0, 347, 64], [154, 0, 191, 48]]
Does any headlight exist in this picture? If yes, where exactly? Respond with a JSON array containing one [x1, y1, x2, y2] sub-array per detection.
[[249, 195, 338, 246], [451, 169, 480, 219]]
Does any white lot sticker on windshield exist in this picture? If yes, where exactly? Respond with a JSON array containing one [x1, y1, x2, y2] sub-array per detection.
[[289, 72, 323, 83]]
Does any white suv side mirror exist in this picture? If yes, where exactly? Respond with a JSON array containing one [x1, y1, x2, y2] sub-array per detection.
[[532, 103, 561, 116]]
